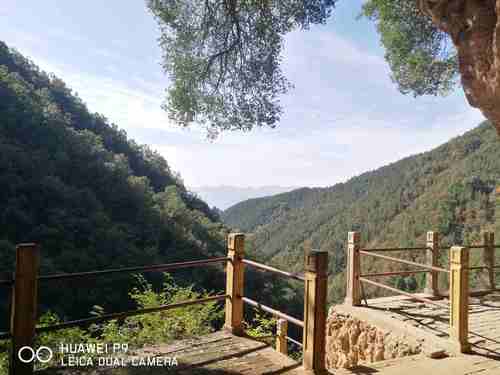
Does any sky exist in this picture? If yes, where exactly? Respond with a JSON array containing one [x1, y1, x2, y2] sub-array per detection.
[[0, 1, 485, 189]]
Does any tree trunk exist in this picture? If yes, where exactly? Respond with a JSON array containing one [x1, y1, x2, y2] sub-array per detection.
[[419, 0, 500, 132]]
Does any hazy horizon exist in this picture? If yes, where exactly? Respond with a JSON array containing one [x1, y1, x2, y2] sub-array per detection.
[[191, 185, 301, 210]]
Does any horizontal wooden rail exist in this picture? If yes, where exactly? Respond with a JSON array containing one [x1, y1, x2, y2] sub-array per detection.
[[286, 335, 303, 348], [433, 287, 500, 298], [359, 250, 450, 273], [242, 259, 305, 281], [38, 257, 230, 282], [242, 297, 304, 328], [469, 265, 500, 270], [438, 244, 500, 250], [359, 277, 448, 308], [360, 269, 430, 278], [361, 246, 430, 252], [249, 334, 276, 340], [36, 294, 228, 333]]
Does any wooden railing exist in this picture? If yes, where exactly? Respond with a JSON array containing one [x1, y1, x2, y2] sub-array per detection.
[[0, 243, 230, 375], [224, 233, 329, 373], [345, 230, 500, 354], [0, 233, 329, 374]]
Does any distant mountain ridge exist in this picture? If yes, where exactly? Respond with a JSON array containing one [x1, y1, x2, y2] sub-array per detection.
[[192, 185, 299, 210]]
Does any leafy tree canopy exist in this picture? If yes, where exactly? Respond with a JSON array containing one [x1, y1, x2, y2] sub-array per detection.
[[361, 0, 458, 96], [147, 0, 338, 136], [148, 0, 458, 136]]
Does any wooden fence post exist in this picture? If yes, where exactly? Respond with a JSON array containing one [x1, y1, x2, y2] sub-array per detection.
[[303, 249, 328, 373], [276, 318, 288, 356], [483, 231, 495, 290], [449, 246, 470, 353], [10, 243, 40, 375], [224, 233, 245, 335], [345, 232, 361, 306], [424, 231, 439, 296]]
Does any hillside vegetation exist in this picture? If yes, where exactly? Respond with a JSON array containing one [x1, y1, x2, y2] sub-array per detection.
[[0, 41, 227, 329], [0, 41, 304, 336], [223, 122, 500, 300]]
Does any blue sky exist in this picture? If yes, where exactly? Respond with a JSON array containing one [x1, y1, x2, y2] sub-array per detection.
[[0, 1, 485, 189]]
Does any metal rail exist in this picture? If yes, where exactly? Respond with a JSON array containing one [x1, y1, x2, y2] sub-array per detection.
[[361, 247, 430, 252], [286, 335, 303, 348], [359, 277, 448, 309], [0, 331, 11, 340], [36, 294, 228, 333], [359, 250, 450, 273], [242, 297, 304, 328], [360, 269, 430, 278], [242, 259, 305, 281], [38, 257, 230, 282]]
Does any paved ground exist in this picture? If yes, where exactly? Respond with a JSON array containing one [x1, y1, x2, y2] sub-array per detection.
[[364, 291, 500, 359], [333, 291, 500, 375], [39, 325, 500, 375], [133, 330, 304, 374], [39, 331, 304, 375], [335, 353, 500, 375], [38, 293, 500, 374]]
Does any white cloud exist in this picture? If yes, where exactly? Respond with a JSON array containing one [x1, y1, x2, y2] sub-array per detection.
[[25, 53, 181, 136], [152, 105, 484, 188], [283, 27, 391, 92], [4, 25, 486, 190]]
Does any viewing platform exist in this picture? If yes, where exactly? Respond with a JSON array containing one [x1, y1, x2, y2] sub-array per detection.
[[3, 231, 500, 374], [335, 230, 500, 374], [352, 292, 500, 359], [39, 326, 500, 374]]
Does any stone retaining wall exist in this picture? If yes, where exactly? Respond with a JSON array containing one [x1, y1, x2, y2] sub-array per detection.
[[325, 307, 422, 369]]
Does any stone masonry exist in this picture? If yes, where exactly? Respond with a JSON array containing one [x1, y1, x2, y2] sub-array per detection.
[[325, 307, 422, 369]]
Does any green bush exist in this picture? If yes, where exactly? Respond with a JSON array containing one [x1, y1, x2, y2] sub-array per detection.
[[0, 273, 222, 374], [35, 311, 93, 369], [0, 340, 8, 375], [245, 308, 276, 339], [97, 273, 223, 347]]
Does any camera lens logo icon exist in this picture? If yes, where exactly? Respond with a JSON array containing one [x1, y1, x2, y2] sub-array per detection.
[[18, 346, 53, 363]]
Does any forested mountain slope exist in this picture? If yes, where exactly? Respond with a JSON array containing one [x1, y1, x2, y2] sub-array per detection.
[[0, 41, 226, 328], [223, 122, 500, 300]]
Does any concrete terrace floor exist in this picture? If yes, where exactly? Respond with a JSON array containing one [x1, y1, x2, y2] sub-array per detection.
[[334, 291, 500, 374], [39, 330, 304, 375], [131, 330, 304, 374], [39, 328, 500, 375], [363, 291, 500, 360]]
